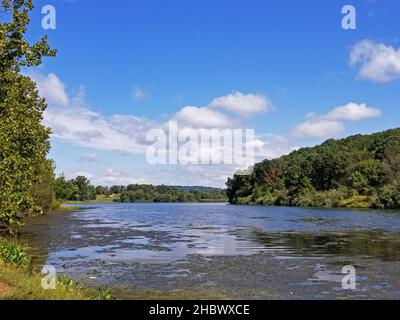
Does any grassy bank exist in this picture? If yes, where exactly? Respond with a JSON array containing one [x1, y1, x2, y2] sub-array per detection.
[[0, 263, 94, 300], [0, 237, 229, 300], [0, 238, 98, 300]]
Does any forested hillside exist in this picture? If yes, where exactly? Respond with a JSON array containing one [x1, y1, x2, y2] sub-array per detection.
[[114, 185, 227, 203], [226, 128, 400, 209]]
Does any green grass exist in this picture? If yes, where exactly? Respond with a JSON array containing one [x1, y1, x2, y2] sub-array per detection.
[[0, 238, 99, 300], [339, 195, 371, 208], [0, 263, 95, 300]]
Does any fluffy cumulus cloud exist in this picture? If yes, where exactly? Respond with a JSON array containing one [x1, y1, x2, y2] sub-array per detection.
[[325, 102, 382, 121], [293, 119, 345, 139], [94, 169, 150, 186], [209, 92, 272, 116], [31, 72, 154, 154], [32, 72, 69, 107], [350, 40, 400, 82], [173, 106, 235, 129], [293, 102, 382, 139]]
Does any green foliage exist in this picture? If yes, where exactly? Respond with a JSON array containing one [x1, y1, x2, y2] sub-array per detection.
[[109, 185, 126, 195], [0, 0, 56, 233], [31, 159, 56, 214], [0, 239, 29, 266], [348, 171, 370, 195], [227, 128, 400, 209], [97, 288, 114, 300], [73, 176, 97, 201], [118, 184, 227, 203], [54, 175, 97, 202], [376, 182, 400, 209], [339, 195, 371, 209], [54, 175, 79, 201], [96, 185, 110, 195]]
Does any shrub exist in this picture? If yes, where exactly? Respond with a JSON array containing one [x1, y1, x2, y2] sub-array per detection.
[[0, 239, 30, 266], [339, 195, 371, 208], [377, 182, 400, 209]]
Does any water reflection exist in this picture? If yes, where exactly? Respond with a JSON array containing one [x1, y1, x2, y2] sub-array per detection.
[[23, 205, 400, 268], [248, 230, 400, 261], [21, 203, 400, 294]]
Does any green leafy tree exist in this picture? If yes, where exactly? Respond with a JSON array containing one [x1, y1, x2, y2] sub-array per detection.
[[54, 175, 79, 201], [96, 186, 109, 195], [348, 171, 369, 195], [73, 176, 97, 201], [0, 0, 56, 233]]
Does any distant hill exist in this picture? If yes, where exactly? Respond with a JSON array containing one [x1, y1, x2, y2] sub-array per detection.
[[226, 128, 400, 209]]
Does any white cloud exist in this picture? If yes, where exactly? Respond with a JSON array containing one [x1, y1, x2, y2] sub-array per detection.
[[64, 171, 93, 180], [325, 102, 382, 121], [31, 73, 154, 154], [293, 119, 345, 139], [95, 169, 150, 186], [173, 106, 235, 129], [255, 135, 298, 160], [209, 92, 272, 116], [293, 102, 382, 139], [350, 40, 400, 82], [32, 72, 69, 107]]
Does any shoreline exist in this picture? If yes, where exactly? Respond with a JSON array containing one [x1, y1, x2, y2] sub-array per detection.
[[1, 208, 229, 300]]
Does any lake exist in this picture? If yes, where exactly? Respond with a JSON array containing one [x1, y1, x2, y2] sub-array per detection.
[[22, 203, 400, 299]]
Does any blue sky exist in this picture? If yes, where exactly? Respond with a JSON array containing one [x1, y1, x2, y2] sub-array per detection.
[[20, 0, 400, 187]]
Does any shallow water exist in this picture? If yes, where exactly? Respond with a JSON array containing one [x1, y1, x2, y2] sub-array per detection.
[[22, 203, 400, 299]]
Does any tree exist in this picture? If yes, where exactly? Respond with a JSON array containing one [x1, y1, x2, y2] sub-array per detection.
[[0, 0, 56, 233], [73, 176, 97, 201], [96, 186, 109, 195], [54, 175, 79, 201]]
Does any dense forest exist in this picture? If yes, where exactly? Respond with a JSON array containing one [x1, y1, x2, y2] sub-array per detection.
[[227, 128, 400, 209], [53, 176, 227, 203], [97, 184, 227, 203]]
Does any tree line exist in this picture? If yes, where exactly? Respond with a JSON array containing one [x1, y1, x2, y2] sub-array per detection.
[[118, 185, 226, 203], [226, 128, 400, 209], [53, 177, 228, 203]]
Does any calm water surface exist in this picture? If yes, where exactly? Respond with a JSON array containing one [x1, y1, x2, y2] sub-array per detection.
[[23, 203, 400, 299]]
